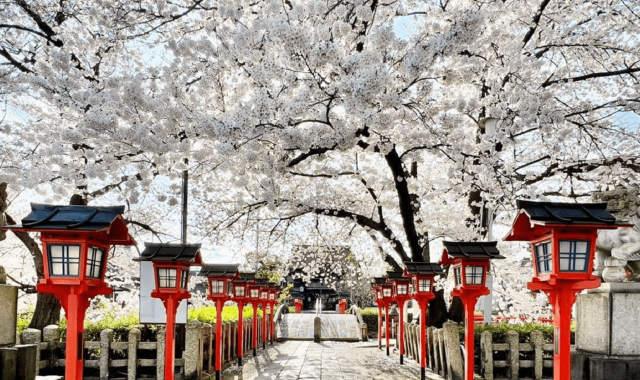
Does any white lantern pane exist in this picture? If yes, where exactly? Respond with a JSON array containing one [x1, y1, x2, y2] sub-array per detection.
[[52, 263, 63, 275], [559, 256, 570, 271], [50, 245, 63, 258], [69, 263, 79, 276], [576, 241, 589, 253], [68, 245, 80, 258], [559, 241, 571, 253], [575, 258, 587, 271]]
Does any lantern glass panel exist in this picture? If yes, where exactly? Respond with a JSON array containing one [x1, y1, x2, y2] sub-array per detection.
[[86, 247, 103, 279], [261, 291, 268, 300], [559, 240, 590, 272], [534, 241, 553, 274], [269, 293, 275, 300], [465, 266, 484, 285], [419, 279, 431, 292], [235, 285, 245, 297], [397, 284, 408, 295], [49, 244, 81, 277], [250, 289, 259, 298], [454, 267, 462, 286], [158, 268, 177, 288], [211, 280, 225, 294], [180, 269, 189, 289], [383, 288, 392, 297]]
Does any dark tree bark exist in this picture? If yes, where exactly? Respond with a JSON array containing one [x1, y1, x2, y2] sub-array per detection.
[[448, 297, 465, 323], [427, 289, 449, 328], [28, 294, 62, 330]]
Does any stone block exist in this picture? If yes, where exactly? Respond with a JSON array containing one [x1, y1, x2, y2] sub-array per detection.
[[577, 285, 640, 356], [0, 284, 18, 346], [313, 317, 321, 343], [15, 344, 37, 380], [442, 321, 463, 380], [0, 347, 17, 380]]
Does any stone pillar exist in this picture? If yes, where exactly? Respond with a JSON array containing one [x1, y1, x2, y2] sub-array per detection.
[[313, 317, 321, 343], [0, 347, 17, 380], [480, 331, 493, 380], [442, 321, 463, 380], [0, 266, 18, 347], [531, 330, 543, 380], [184, 320, 202, 380], [203, 323, 213, 374], [157, 328, 165, 380], [507, 330, 519, 380], [15, 344, 37, 380], [100, 329, 113, 380], [427, 326, 435, 370], [437, 329, 445, 377], [21, 329, 41, 373], [128, 328, 141, 380], [42, 325, 60, 371]]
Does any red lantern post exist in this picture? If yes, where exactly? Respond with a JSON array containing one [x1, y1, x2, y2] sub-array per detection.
[[248, 279, 267, 357], [134, 243, 203, 380], [199, 264, 240, 380], [371, 277, 387, 350], [403, 262, 445, 380], [4, 204, 135, 380], [293, 294, 304, 313], [504, 200, 627, 380], [232, 272, 256, 366], [440, 242, 504, 380], [260, 286, 269, 349], [338, 294, 349, 314], [377, 283, 394, 356], [387, 270, 411, 364]]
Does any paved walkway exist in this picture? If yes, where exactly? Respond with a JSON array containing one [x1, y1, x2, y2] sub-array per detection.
[[222, 340, 445, 380]]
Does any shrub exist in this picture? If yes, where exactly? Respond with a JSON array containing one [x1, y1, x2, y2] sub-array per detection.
[[188, 305, 263, 325], [467, 322, 573, 344], [360, 307, 379, 334], [17, 308, 34, 335]]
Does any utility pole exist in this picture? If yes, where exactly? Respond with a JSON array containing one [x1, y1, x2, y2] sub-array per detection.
[[182, 158, 188, 244]]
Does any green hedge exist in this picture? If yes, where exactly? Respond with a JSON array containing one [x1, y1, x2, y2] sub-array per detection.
[[188, 305, 263, 325], [361, 307, 378, 334], [465, 322, 574, 344]]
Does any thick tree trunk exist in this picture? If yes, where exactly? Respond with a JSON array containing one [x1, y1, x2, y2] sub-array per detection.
[[29, 293, 62, 329], [448, 297, 465, 323], [427, 289, 449, 328]]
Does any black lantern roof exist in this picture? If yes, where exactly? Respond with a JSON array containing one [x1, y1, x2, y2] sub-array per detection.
[[387, 270, 410, 281], [237, 272, 257, 282], [199, 264, 240, 277], [290, 291, 304, 298], [19, 204, 126, 230], [403, 262, 446, 275], [516, 200, 616, 225], [441, 242, 505, 260], [372, 277, 387, 285], [134, 243, 202, 263], [256, 278, 269, 286]]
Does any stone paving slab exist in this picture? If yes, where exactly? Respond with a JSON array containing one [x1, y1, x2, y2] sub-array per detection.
[[222, 340, 445, 380]]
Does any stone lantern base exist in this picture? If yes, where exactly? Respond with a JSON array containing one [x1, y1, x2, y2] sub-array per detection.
[[572, 282, 640, 380]]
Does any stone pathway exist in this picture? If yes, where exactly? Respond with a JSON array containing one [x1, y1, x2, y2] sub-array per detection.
[[222, 340, 445, 380]]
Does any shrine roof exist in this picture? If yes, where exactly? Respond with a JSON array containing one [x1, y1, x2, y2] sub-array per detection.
[[403, 262, 446, 275], [135, 243, 202, 263], [441, 241, 505, 260]]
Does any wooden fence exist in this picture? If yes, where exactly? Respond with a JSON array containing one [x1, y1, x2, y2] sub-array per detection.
[[21, 316, 271, 379], [399, 322, 553, 380]]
